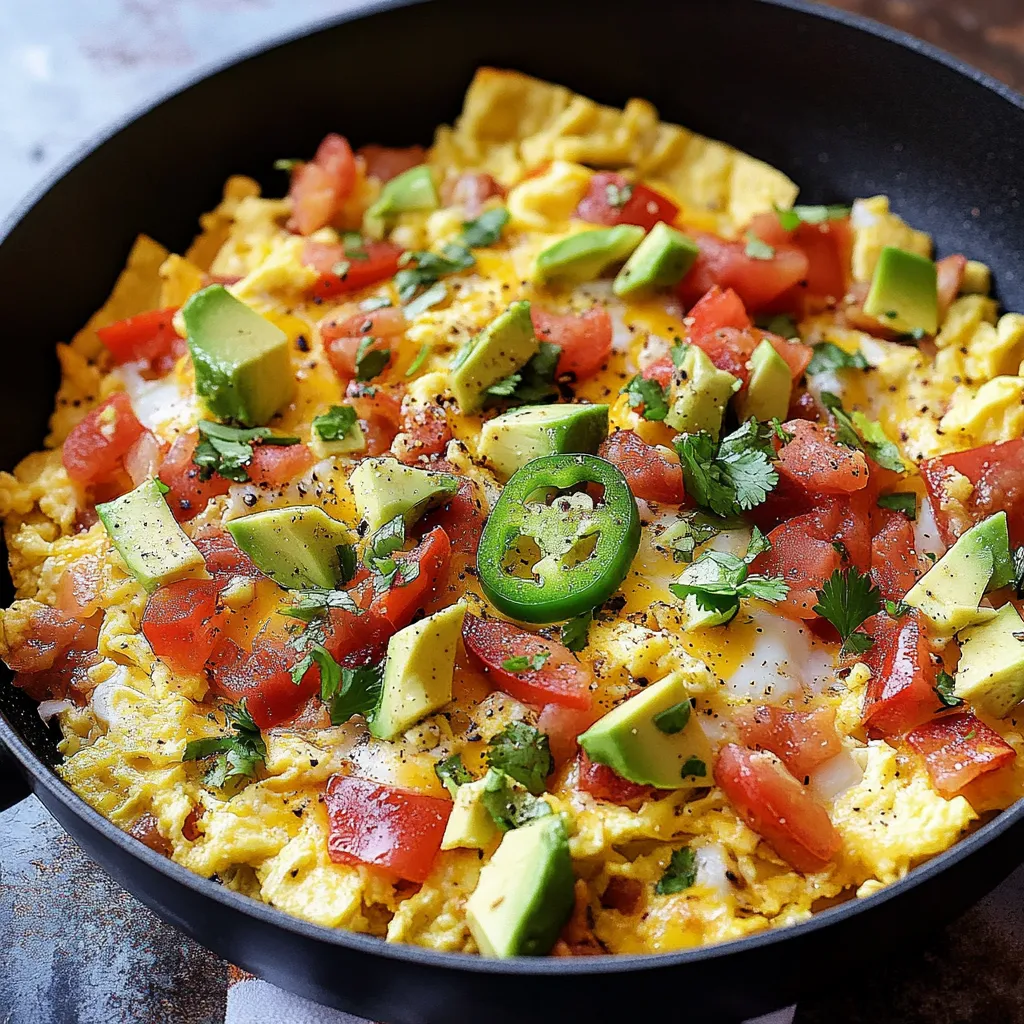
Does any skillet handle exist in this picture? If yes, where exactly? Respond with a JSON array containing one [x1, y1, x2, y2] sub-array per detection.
[[0, 742, 31, 811]]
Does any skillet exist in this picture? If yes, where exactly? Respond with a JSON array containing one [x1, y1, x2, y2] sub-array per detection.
[[1, 0, 1023, 1019]]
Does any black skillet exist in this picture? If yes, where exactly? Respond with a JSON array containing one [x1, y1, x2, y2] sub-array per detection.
[[1, 0, 1023, 1020]]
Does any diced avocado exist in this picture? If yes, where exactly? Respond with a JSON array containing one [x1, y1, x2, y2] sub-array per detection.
[[370, 602, 467, 740], [450, 301, 539, 414], [479, 403, 609, 479], [310, 405, 366, 459], [97, 478, 205, 593], [348, 457, 459, 531], [226, 505, 353, 590], [534, 226, 645, 285], [904, 512, 1012, 634], [578, 671, 712, 788], [466, 815, 575, 958], [441, 774, 502, 851], [862, 246, 938, 336], [612, 223, 699, 297], [734, 338, 792, 423], [954, 603, 1024, 718], [363, 165, 439, 239], [183, 285, 293, 427], [683, 594, 740, 630], [664, 345, 740, 438]]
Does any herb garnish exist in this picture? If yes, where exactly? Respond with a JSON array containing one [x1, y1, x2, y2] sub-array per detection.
[[560, 610, 593, 652], [354, 337, 391, 382], [813, 566, 882, 655], [501, 651, 551, 673], [486, 722, 554, 795], [680, 757, 706, 778], [935, 670, 964, 710], [486, 342, 561, 405], [320, 660, 385, 726], [622, 374, 671, 421], [481, 768, 552, 831], [403, 280, 448, 320], [434, 753, 473, 797], [394, 245, 476, 303], [312, 405, 358, 444], [652, 700, 692, 735], [819, 392, 906, 472], [192, 420, 299, 483], [774, 204, 851, 231], [877, 492, 917, 519], [460, 207, 510, 248], [655, 846, 698, 895], [182, 701, 267, 787], [807, 341, 869, 375]]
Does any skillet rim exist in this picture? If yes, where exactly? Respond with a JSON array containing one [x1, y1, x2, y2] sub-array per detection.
[[1, 0, 1023, 978]]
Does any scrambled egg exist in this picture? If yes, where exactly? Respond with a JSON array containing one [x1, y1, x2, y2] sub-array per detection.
[[0, 68, 1020, 957]]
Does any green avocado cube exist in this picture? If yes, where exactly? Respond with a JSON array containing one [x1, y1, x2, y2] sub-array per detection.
[[466, 816, 575, 958], [363, 165, 439, 239], [734, 338, 792, 423], [613, 223, 699, 297], [449, 301, 539, 414], [664, 345, 740, 438], [954, 603, 1024, 718], [348, 457, 458, 531], [225, 505, 353, 590], [479, 403, 609, 479], [183, 285, 293, 427], [863, 246, 938, 336], [441, 772, 503, 851], [534, 225, 645, 285], [97, 478, 206, 593]]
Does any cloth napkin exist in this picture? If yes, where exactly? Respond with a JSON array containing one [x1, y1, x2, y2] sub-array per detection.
[[224, 967, 797, 1024]]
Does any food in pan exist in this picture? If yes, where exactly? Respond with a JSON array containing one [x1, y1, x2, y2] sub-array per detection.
[[3, 67, 1024, 957]]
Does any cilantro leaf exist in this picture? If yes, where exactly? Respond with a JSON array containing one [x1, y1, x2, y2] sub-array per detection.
[[323, 661, 385, 725], [744, 233, 775, 260], [312, 404, 358, 443], [774, 204, 851, 231], [182, 700, 267, 787], [935, 670, 964, 710], [486, 342, 561, 405], [658, 513, 745, 564], [885, 598, 910, 619], [812, 566, 882, 655], [405, 343, 431, 377], [341, 232, 369, 261], [819, 392, 906, 472], [622, 373, 670, 421], [280, 586, 361, 623], [460, 207, 510, 248], [403, 280, 448, 320], [395, 244, 475, 303], [486, 722, 553, 795], [481, 768, 552, 832], [192, 421, 299, 483], [653, 700, 691, 735], [807, 341, 868, 375], [655, 846, 697, 895], [354, 337, 391, 382], [290, 642, 340, 690], [877, 492, 917, 519], [754, 313, 799, 339], [560, 610, 593, 652], [366, 514, 406, 564], [434, 753, 473, 797], [680, 756, 707, 778], [670, 543, 788, 615], [501, 651, 551, 673]]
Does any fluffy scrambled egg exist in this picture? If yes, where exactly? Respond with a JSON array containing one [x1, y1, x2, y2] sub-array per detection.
[[0, 67, 1021, 956]]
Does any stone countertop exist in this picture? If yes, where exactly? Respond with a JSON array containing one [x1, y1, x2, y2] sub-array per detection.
[[0, 2, 1022, 1022]]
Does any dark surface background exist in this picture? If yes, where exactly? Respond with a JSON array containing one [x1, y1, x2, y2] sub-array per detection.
[[0, 1, 1022, 1021]]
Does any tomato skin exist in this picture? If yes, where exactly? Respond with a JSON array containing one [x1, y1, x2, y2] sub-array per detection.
[[734, 705, 842, 778], [192, 524, 260, 578], [920, 438, 1024, 548], [57, 558, 104, 620], [870, 508, 925, 600], [861, 614, 939, 738], [393, 403, 452, 465], [62, 393, 145, 487], [96, 307, 183, 370], [158, 431, 231, 522], [325, 774, 451, 883], [346, 383, 404, 456], [303, 240, 404, 300], [688, 285, 751, 339], [441, 171, 504, 215], [369, 527, 452, 630], [356, 144, 426, 182], [321, 307, 406, 381], [538, 703, 600, 767], [577, 752, 653, 804], [287, 133, 357, 236], [777, 419, 870, 495], [247, 443, 314, 487], [714, 744, 840, 873], [5, 605, 100, 701], [598, 430, 685, 505], [531, 306, 613, 381], [575, 172, 679, 232], [907, 712, 1015, 797], [142, 579, 223, 673], [462, 615, 594, 711], [419, 477, 486, 557]]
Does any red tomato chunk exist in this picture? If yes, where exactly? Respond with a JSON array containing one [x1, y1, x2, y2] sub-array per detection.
[[734, 705, 842, 778], [62, 393, 145, 487], [907, 712, 1015, 797]]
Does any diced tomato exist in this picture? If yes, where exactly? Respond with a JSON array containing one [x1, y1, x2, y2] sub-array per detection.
[[345, 382, 404, 455], [57, 557, 104, 620], [303, 240, 404, 300], [907, 712, 1016, 797], [788, 388, 823, 422], [246, 443, 314, 488], [158, 431, 231, 522], [598, 430, 685, 505], [96, 307, 183, 371], [861, 614, 939, 738], [393, 403, 452, 465], [641, 357, 674, 389], [575, 172, 679, 232], [734, 705, 842, 778], [420, 476, 486, 557], [714, 744, 840, 873], [680, 233, 810, 313], [920, 439, 1024, 547], [62, 393, 145, 487], [287, 133, 357, 236], [769, 334, 813, 380], [776, 419, 870, 495], [871, 507, 925, 600], [688, 285, 752, 339], [936, 254, 967, 318], [5, 605, 100, 701], [538, 703, 601, 767], [124, 430, 165, 487], [192, 525, 260, 578], [3, 605, 83, 674], [325, 774, 451, 883], [462, 615, 593, 711], [357, 144, 426, 183], [320, 306, 406, 382], [323, 601, 394, 669], [531, 306, 613, 381], [441, 171, 504, 215], [142, 579, 223, 673], [577, 752, 653, 804], [368, 527, 452, 630], [693, 327, 758, 386]]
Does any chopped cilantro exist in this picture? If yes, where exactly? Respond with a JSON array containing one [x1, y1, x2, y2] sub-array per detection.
[[434, 753, 473, 797], [755, 313, 799, 339], [680, 756, 707, 779], [658, 513, 740, 564], [813, 566, 882, 655], [395, 244, 475, 303], [192, 420, 299, 483], [460, 207, 510, 248], [819, 392, 906, 472], [652, 700, 692, 735], [654, 846, 697, 895], [935, 670, 964, 709], [273, 158, 301, 172], [354, 337, 391, 382], [322, 661, 385, 726], [885, 598, 910, 619], [312, 404, 358, 443], [486, 342, 561, 405], [341, 232, 368, 261], [744, 233, 775, 260], [877, 492, 917, 519], [405, 342, 431, 377], [182, 700, 267, 788], [501, 651, 551, 673], [280, 584, 360, 624], [290, 642, 340, 688], [622, 373, 670, 421], [486, 722, 553, 795], [670, 340, 690, 367], [560, 610, 593, 653], [807, 341, 868, 375], [774, 204, 851, 231], [770, 417, 794, 444], [154, 478, 170, 495], [481, 768, 552, 831], [675, 419, 779, 517], [403, 280, 448, 320], [363, 515, 422, 598], [606, 182, 633, 209]]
